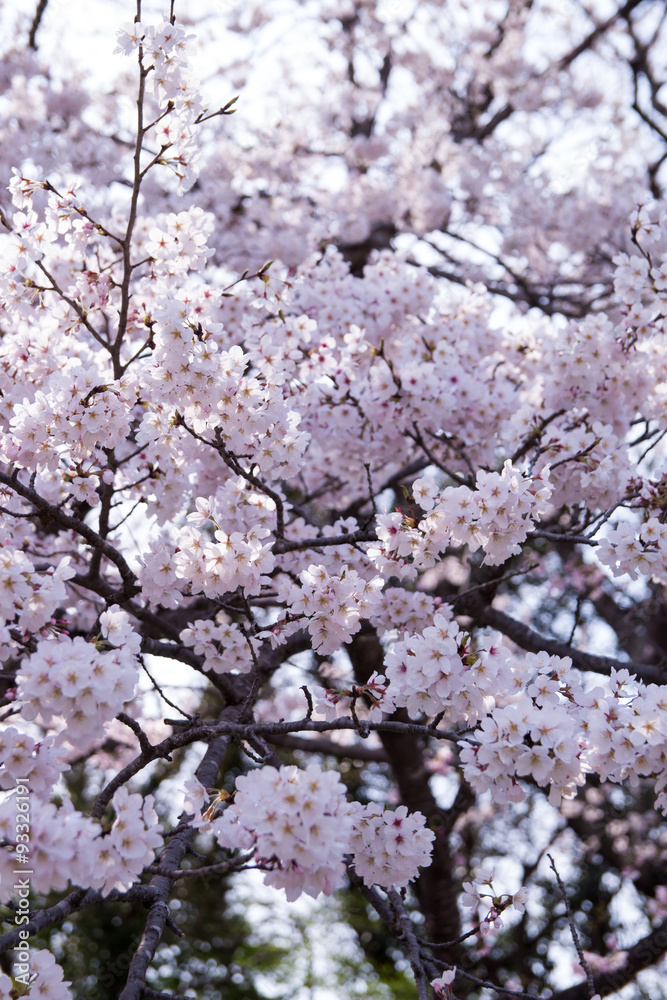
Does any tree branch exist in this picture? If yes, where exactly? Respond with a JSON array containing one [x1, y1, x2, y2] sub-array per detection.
[[458, 600, 667, 685]]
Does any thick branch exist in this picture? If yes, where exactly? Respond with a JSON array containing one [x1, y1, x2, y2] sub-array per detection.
[[267, 732, 389, 761], [459, 600, 667, 685], [0, 884, 158, 954], [348, 626, 463, 954], [28, 0, 49, 48], [118, 709, 241, 1000]]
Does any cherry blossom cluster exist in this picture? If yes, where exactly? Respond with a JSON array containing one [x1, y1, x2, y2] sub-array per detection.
[[274, 516, 376, 582], [457, 654, 667, 810], [116, 20, 203, 191], [0, 949, 72, 1000], [180, 612, 257, 674], [369, 587, 439, 637], [613, 206, 667, 337], [379, 615, 667, 811], [212, 763, 357, 901], [5, 354, 135, 474], [268, 564, 384, 654], [0, 728, 64, 800], [211, 763, 434, 899], [0, 786, 162, 899], [141, 305, 309, 484], [0, 548, 74, 635], [0, 173, 115, 335], [172, 520, 275, 599], [0, 796, 99, 895], [136, 491, 277, 614], [347, 803, 434, 888], [372, 463, 553, 576], [383, 612, 470, 718], [15, 631, 139, 748], [136, 529, 183, 607], [145, 207, 215, 277], [596, 516, 667, 581], [95, 786, 164, 895]]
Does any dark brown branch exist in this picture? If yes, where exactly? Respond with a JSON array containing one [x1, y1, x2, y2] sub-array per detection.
[[267, 732, 389, 761], [458, 600, 667, 685], [149, 852, 254, 879], [0, 884, 159, 955], [559, 0, 646, 68], [28, 0, 49, 49], [118, 708, 242, 1000], [388, 889, 429, 1000]]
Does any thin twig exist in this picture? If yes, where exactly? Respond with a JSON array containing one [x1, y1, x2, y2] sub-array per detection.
[[548, 854, 595, 1000], [141, 658, 193, 720]]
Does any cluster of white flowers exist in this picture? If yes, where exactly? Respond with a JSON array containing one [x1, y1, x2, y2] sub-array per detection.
[[0, 949, 72, 999], [0, 798, 95, 895], [0, 549, 74, 634], [180, 612, 257, 673], [348, 803, 434, 888], [0, 786, 162, 897], [140, 301, 309, 485], [136, 530, 183, 607], [454, 653, 667, 810], [369, 587, 439, 636], [173, 521, 275, 598], [212, 764, 356, 901], [383, 613, 470, 718], [115, 21, 204, 191], [211, 764, 434, 899], [145, 207, 215, 277], [597, 516, 667, 581], [269, 564, 383, 655], [371, 463, 552, 577], [189, 480, 277, 536], [274, 516, 378, 583], [6, 357, 135, 473], [378, 617, 667, 809], [95, 786, 164, 895], [0, 728, 63, 799], [16, 626, 139, 747]]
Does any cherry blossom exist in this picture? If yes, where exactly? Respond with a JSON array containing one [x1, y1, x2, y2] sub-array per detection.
[[2, 0, 667, 996]]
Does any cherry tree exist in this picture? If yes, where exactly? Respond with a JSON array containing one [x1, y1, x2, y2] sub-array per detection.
[[2, 0, 667, 997]]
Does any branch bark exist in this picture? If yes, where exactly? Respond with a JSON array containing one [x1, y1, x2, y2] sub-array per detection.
[[118, 707, 241, 1000], [458, 599, 667, 685]]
